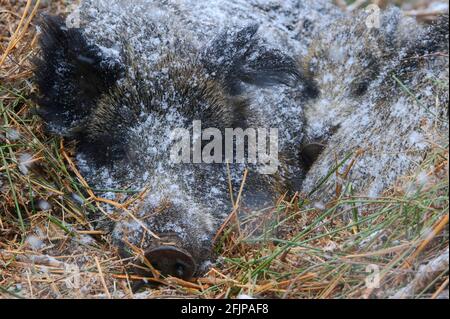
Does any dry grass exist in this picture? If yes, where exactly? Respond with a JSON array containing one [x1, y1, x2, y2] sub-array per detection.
[[0, 0, 448, 299]]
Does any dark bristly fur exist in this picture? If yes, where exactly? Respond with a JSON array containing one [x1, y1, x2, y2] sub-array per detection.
[[33, 1, 448, 285], [33, 10, 307, 281], [34, 16, 303, 167], [34, 15, 123, 137], [201, 24, 307, 95], [300, 10, 449, 202]]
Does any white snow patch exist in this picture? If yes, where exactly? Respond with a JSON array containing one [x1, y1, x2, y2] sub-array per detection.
[[25, 235, 44, 251], [37, 199, 52, 211], [71, 193, 85, 205], [5, 129, 20, 141], [18, 153, 34, 175], [416, 171, 430, 187], [408, 131, 428, 150]]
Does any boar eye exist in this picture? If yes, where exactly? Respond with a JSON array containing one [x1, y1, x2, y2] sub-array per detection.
[[304, 80, 320, 99], [352, 80, 370, 97]]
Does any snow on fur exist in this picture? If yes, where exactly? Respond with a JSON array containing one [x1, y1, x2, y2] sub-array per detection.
[[35, 0, 449, 272]]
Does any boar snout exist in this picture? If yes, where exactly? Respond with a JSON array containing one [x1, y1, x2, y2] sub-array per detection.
[[144, 245, 197, 280]]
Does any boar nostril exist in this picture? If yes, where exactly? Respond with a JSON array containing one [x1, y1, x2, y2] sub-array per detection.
[[144, 245, 196, 280], [175, 263, 186, 278]]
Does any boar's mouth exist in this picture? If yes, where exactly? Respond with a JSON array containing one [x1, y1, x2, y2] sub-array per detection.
[[144, 245, 197, 281]]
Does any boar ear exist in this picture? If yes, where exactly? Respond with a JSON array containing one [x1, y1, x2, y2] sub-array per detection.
[[405, 14, 448, 57], [34, 15, 123, 137], [385, 14, 448, 81], [202, 25, 303, 95]]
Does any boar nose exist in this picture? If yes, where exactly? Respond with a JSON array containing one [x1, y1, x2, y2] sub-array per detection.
[[145, 245, 197, 280]]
